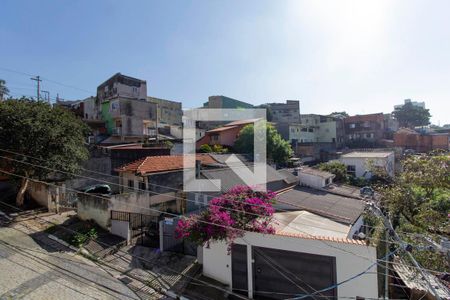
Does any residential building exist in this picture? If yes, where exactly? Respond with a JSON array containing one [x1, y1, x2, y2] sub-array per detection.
[[56, 97, 107, 143], [196, 118, 260, 149], [147, 96, 183, 127], [394, 98, 426, 110], [101, 143, 171, 174], [97, 73, 147, 103], [275, 186, 366, 235], [384, 113, 399, 139], [275, 123, 303, 144], [339, 151, 395, 178], [344, 113, 386, 145], [201, 192, 376, 299], [202, 95, 253, 109], [300, 114, 344, 145], [77, 154, 222, 229], [296, 167, 335, 189], [100, 97, 157, 143], [265, 100, 300, 124], [394, 128, 449, 152]]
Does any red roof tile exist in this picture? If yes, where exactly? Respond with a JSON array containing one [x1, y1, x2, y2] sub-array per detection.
[[275, 230, 366, 245], [116, 154, 219, 175]]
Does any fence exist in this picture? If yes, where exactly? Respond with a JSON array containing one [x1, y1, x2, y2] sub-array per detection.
[[110, 210, 160, 248], [159, 217, 197, 256]]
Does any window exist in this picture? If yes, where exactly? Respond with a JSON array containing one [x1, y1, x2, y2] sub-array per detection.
[[211, 134, 219, 142], [349, 123, 356, 129], [203, 195, 208, 205], [128, 180, 134, 188], [194, 193, 200, 205], [138, 181, 146, 190], [347, 165, 356, 176]]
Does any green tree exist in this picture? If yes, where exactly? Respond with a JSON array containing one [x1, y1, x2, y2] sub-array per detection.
[[234, 123, 293, 165], [392, 102, 431, 128], [379, 152, 449, 271], [199, 144, 212, 153], [0, 79, 9, 101], [329, 111, 349, 118], [0, 99, 89, 206], [317, 161, 349, 183]]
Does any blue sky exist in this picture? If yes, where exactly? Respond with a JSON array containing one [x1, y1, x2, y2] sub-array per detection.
[[1, 0, 449, 124]]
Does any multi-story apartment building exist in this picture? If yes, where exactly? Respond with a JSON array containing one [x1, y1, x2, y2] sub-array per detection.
[[203, 95, 254, 109], [96, 73, 157, 142], [343, 113, 386, 145], [394, 98, 425, 110], [97, 73, 147, 103], [147, 96, 183, 127], [299, 114, 344, 145], [266, 100, 300, 124]]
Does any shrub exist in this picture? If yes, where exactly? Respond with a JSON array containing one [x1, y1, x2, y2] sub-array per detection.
[[199, 144, 212, 153], [175, 186, 276, 251]]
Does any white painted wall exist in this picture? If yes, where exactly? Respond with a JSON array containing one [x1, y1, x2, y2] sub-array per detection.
[[340, 153, 395, 178], [202, 232, 378, 299], [298, 172, 329, 189]]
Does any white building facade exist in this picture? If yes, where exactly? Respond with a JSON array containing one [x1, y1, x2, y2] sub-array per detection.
[[201, 231, 378, 299], [339, 151, 395, 178]]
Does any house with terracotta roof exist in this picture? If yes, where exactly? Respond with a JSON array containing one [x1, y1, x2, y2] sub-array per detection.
[[196, 118, 261, 150]]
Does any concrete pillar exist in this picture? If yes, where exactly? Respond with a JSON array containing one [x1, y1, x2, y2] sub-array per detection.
[[247, 244, 253, 299]]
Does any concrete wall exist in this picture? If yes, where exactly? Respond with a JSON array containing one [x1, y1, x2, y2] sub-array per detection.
[[77, 190, 177, 230], [202, 232, 378, 299], [148, 97, 183, 126], [77, 194, 111, 229], [64, 156, 118, 193], [298, 173, 328, 189]]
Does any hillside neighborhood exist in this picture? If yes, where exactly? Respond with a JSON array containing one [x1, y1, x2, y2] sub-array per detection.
[[1, 1, 450, 299], [0, 72, 448, 300]]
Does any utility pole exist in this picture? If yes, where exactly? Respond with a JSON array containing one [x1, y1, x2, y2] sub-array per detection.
[[371, 203, 442, 300], [30, 76, 42, 100], [42, 90, 50, 104], [384, 228, 389, 299]]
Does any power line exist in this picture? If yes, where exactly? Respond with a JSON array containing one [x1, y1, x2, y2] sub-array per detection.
[[0, 150, 444, 267], [0, 153, 388, 264], [0, 147, 434, 241], [0, 150, 442, 265], [0, 178, 249, 299], [0, 167, 441, 277], [286, 248, 399, 300], [0, 66, 93, 95]]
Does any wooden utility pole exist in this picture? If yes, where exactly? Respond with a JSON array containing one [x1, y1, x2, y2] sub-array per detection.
[[30, 76, 42, 100]]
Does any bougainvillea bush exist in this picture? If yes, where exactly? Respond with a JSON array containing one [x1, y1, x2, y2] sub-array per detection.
[[175, 185, 277, 249]]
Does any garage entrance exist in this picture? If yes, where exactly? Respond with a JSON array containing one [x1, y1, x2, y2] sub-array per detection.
[[252, 246, 337, 300]]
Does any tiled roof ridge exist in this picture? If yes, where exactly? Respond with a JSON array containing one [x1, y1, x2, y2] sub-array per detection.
[[115, 157, 146, 172], [136, 156, 151, 175], [275, 230, 366, 245]]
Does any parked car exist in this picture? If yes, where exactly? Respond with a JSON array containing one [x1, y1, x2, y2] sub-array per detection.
[[84, 184, 112, 195]]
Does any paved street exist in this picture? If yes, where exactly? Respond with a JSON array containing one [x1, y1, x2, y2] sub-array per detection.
[[0, 225, 139, 300]]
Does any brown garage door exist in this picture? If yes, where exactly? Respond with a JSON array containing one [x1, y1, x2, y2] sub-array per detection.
[[252, 246, 337, 300]]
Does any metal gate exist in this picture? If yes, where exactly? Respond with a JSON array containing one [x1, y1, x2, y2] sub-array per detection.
[[232, 244, 248, 297], [252, 246, 337, 300], [110, 210, 160, 248], [160, 217, 197, 255]]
